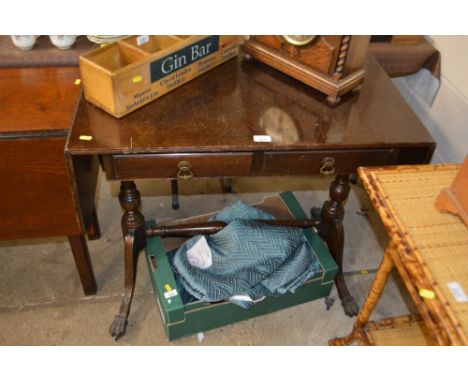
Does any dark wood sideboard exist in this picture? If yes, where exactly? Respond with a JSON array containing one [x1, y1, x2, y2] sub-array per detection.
[[0, 67, 100, 295]]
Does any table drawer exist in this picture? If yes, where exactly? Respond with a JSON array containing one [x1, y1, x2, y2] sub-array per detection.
[[261, 149, 396, 175], [110, 153, 253, 179]]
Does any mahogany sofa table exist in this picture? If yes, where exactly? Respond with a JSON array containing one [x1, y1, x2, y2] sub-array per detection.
[[66, 54, 435, 339]]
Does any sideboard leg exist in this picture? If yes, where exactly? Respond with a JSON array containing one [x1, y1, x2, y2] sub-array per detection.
[[68, 234, 97, 295], [109, 181, 146, 340], [315, 174, 359, 316]]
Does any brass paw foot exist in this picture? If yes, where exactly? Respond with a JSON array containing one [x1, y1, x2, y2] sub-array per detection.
[[341, 296, 359, 317], [109, 315, 128, 340]]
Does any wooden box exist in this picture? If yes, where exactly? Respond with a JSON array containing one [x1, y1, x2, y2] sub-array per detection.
[[79, 35, 239, 118], [145, 192, 338, 341]]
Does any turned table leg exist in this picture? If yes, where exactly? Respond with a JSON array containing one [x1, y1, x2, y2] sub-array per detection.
[[109, 181, 146, 340], [313, 174, 359, 316]]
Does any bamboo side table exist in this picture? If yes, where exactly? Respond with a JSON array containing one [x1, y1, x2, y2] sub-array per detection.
[[330, 164, 468, 346]]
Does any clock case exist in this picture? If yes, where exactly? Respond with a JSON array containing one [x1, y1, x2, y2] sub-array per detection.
[[242, 35, 370, 105]]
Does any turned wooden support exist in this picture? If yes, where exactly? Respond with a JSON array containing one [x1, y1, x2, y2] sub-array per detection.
[[314, 174, 359, 316], [146, 219, 320, 238], [109, 181, 146, 340], [118, 181, 145, 237], [320, 175, 350, 232]]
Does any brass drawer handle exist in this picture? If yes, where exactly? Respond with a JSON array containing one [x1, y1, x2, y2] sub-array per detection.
[[320, 157, 335, 175], [177, 160, 194, 180]]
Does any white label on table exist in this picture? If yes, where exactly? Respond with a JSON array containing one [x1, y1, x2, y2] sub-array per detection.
[[447, 281, 468, 303], [136, 35, 149, 46], [253, 135, 272, 143], [187, 236, 212, 269]]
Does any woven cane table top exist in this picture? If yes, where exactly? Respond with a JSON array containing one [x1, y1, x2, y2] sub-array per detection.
[[358, 164, 468, 345]]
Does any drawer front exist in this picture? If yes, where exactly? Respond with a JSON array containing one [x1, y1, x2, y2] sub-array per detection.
[[110, 153, 253, 179], [260, 149, 396, 175]]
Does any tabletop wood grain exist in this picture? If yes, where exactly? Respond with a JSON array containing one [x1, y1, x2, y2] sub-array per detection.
[[0, 67, 81, 136], [67, 54, 434, 156]]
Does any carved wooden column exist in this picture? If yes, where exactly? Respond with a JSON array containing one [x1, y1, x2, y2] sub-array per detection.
[[109, 181, 147, 340], [119, 181, 145, 237], [314, 174, 359, 316], [327, 35, 351, 105]]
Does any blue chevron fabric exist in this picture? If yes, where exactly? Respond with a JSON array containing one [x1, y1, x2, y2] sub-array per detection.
[[170, 201, 321, 309]]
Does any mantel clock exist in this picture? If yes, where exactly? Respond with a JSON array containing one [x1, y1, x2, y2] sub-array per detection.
[[242, 35, 370, 105]]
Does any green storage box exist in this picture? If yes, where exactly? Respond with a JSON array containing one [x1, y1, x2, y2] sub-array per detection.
[[145, 191, 338, 341]]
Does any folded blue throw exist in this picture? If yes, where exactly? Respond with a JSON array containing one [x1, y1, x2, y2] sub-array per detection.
[[169, 201, 321, 308]]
